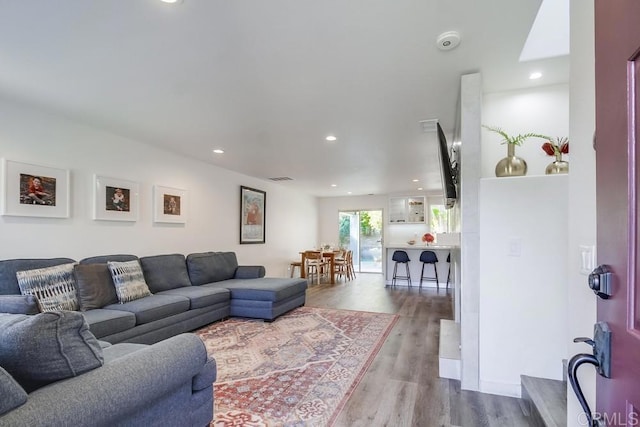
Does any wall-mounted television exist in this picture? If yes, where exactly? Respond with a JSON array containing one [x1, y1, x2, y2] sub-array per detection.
[[437, 123, 458, 209]]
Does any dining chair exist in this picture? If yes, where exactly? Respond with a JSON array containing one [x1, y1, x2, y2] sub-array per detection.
[[305, 251, 329, 285]]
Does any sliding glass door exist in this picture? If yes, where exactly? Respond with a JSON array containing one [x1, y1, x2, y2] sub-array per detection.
[[338, 210, 383, 273]]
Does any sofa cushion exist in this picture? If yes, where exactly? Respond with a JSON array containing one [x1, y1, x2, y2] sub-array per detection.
[[0, 295, 39, 314], [140, 254, 192, 293], [103, 294, 190, 325], [81, 309, 137, 339], [204, 278, 308, 302], [186, 252, 239, 286], [0, 311, 104, 392], [74, 264, 118, 310], [107, 260, 152, 303], [0, 258, 76, 295], [16, 263, 79, 312], [0, 366, 27, 415], [157, 286, 230, 310]]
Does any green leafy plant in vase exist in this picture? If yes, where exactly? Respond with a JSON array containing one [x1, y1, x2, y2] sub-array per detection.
[[483, 125, 548, 177]]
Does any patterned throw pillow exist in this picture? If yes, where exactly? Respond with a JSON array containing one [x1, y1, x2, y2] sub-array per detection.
[[16, 263, 78, 312], [107, 260, 152, 303]]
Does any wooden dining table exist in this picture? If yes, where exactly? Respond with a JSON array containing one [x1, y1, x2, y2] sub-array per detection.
[[300, 250, 339, 284]]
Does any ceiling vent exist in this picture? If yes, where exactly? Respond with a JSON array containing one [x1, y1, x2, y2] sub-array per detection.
[[269, 177, 294, 181]]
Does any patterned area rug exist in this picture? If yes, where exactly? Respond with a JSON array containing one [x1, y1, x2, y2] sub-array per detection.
[[195, 306, 398, 427]]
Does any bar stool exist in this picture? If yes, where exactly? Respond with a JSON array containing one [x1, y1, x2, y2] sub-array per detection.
[[391, 250, 411, 287], [419, 250, 439, 289], [446, 253, 451, 289]]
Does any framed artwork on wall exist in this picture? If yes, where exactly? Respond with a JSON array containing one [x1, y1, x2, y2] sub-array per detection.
[[153, 185, 187, 224], [240, 186, 266, 244], [1, 158, 70, 218], [93, 175, 139, 221]]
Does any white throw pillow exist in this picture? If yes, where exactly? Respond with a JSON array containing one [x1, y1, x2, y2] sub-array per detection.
[[107, 260, 152, 303], [16, 263, 78, 312]]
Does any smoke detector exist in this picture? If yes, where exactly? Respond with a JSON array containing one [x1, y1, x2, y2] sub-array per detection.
[[436, 31, 461, 51]]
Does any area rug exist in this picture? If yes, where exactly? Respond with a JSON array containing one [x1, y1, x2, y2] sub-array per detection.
[[195, 306, 398, 427]]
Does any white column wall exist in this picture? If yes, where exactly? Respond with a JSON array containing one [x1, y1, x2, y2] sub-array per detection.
[[0, 97, 318, 276], [479, 175, 568, 397]]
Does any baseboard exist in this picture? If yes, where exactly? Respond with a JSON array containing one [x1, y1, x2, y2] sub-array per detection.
[[479, 380, 522, 398]]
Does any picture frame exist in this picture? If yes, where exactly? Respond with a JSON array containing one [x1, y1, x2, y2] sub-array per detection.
[[153, 185, 187, 224], [240, 186, 266, 244], [93, 175, 139, 221], [1, 158, 70, 218]]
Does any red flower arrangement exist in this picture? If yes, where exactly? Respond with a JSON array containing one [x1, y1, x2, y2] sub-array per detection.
[[542, 137, 569, 156], [422, 233, 435, 243]]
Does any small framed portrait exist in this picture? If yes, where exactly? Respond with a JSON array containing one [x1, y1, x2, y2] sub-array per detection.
[[153, 185, 187, 224], [240, 186, 266, 244], [1, 159, 70, 218], [93, 175, 139, 221]]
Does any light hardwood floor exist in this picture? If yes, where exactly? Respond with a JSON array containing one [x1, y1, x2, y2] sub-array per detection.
[[304, 273, 534, 427]]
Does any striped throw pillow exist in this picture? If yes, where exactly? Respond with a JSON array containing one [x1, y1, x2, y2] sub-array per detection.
[[16, 263, 78, 312], [107, 260, 152, 303]]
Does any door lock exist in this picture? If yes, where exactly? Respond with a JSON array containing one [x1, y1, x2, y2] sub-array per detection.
[[588, 265, 613, 299]]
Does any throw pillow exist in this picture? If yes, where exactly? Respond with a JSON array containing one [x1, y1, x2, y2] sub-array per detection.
[[107, 260, 152, 303], [16, 263, 78, 312], [0, 366, 27, 415], [73, 263, 118, 310], [0, 311, 104, 392]]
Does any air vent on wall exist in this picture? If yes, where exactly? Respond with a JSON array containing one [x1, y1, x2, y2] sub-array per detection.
[[269, 177, 294, 181], [419, 119, 438, 133]]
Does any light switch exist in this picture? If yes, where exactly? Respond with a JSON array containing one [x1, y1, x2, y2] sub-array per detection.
[[508, 237, 522, 257], [579, 245, 596, 275]]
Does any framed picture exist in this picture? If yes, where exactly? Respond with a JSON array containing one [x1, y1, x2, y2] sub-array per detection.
[[1, 159, 70, 218], [153, 185, 187, 224], [240, 186, 266, 244], [93, 175, 139, 221]]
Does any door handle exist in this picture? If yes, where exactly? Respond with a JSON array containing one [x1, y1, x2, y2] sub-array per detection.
[[568, 322, 611, 427]]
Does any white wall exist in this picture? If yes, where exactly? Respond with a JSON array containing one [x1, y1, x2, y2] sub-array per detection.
[[482, 84, 570, 179], [567, 1, 597, 425], [0, 98, 318, 276], [479, 175, 568, 397]]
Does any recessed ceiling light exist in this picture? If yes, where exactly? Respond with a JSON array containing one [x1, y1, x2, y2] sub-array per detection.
[[213, 149, 224, 154], [331, 184, 337, 187], [347, 191, 352, 195], [326, 135, 337, 142], [160, 0, 182, 3], [417, 187, 423, 191], [412, 179, 419, 182], [529, 72, 542, 80]]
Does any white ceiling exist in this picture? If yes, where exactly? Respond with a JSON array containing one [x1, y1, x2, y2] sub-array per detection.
[[0, 0, 569, 197]]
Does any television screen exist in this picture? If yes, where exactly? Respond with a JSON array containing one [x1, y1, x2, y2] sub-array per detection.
[[437, 123, 457, 209]]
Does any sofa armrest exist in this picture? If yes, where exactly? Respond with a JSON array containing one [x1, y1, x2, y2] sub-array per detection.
[[0, 295, 39, 314], [0, 333, 211, 426], [234, 265, 266, 279]]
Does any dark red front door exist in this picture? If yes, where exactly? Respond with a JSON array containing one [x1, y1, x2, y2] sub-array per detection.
[[595, 0, 640, 424]]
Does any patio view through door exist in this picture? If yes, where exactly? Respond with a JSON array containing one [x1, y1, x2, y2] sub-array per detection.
[[338, 210, 383, 274]]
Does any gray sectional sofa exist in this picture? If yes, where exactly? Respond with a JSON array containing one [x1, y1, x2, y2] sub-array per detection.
[[0, 251, 308, 425], [0, 251, 308, 344]]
